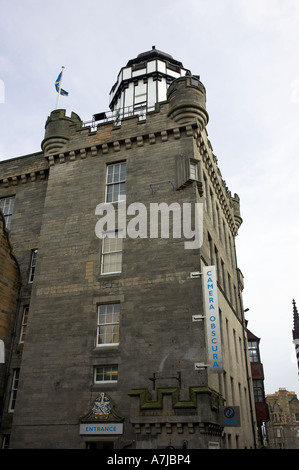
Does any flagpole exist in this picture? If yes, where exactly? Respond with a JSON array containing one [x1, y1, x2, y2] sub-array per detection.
[[56, 66, 65, 109]]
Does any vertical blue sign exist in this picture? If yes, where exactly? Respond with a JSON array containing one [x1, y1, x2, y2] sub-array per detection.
[[203, 266, 223, 373]]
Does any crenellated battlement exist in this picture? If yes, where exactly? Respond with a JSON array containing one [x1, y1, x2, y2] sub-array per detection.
[[41, 109, 82, 155]]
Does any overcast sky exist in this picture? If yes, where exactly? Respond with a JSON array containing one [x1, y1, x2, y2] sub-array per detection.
[[1, 0, 299, 396]]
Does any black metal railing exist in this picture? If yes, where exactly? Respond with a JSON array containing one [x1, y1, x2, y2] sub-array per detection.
[[83, 104, 156, 129]]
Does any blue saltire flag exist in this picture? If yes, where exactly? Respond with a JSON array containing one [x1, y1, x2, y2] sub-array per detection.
[[55, 71, 68, 96]]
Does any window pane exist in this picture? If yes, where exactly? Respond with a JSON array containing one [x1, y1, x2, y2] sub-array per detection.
[[102, 253, 122, 274], [106, 236, 122, 252], [120, 163, 126, 181], [29, 249, 38, 283], [9, 369, 20, 411], [119, 182, 126, 199], [94, 365, 118, 383], [20, 306, 29, 343], [97, 304, 120, 346], [190, 162, 198, 179], [248, 341, 259, 363], [109, 252, 121, 272], [101, 233, 122, 274], [107, 166, 114, 184], [106, 185, 113, 202], [0, 196, 15, 229], [113, 164, 120, 183], [98, 324, 120, 345], [106, 163, 126, 203]]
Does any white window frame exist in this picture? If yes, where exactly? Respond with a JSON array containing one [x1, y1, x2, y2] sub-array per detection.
[[253, 379, 264, 403], [276, 428, 282, 438], [248, 340, 259, 363], [189, 161, 198, 180], [19, 306, 29, 344], [1, 434, 10, 449], [28, 249, 38, 283], [100, 232, 123, 275], [94, 365, 118, 384], [97, 303, 120, 347], [8, 368, 20, 412], [105, 162, 126, 203], [0, 195, 15, 229]]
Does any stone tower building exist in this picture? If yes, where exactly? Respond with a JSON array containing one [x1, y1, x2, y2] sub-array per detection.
[[0, 48, 257, 449]]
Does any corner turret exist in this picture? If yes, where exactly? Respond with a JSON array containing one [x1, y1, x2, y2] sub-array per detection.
[[231, 193, 243, 232], [167, 75, 209, 128], [41, 109, 82, 155]]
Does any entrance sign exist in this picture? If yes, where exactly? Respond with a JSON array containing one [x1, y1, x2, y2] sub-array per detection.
[[203, 266, 223, 373], [80, 423, 123, 435]]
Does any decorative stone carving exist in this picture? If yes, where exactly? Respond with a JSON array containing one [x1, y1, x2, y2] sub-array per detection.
[[80, 393, 124, 423]]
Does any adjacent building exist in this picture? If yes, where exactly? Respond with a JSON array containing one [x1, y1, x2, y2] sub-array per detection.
[[247, 328, 269, 447], [292, 300, 299, 378], [266, 388, 299, 449], [0, 208, 21, 450], [0, 48, 257, 449], [262, 303, 299, 449]]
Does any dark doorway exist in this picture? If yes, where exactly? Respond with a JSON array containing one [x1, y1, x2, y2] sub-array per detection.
[[86, 440, 115, 449]]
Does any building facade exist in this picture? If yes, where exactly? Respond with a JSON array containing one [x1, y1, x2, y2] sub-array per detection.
[[0, 48, 257, 449], [0, 209, 21, 450], [247, 328, 269, 447], [266, 388, 299, 449]]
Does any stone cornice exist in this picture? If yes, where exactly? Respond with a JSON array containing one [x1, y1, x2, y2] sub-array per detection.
[[0, 168, 48, 189], [43, 121, 198, 166]]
